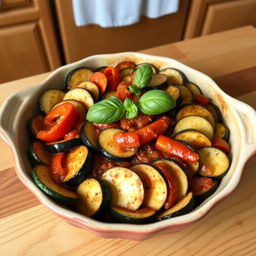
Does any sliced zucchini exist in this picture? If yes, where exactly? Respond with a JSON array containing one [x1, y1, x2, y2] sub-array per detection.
[[177, 85, 194, 105], [97, 128, 137, 162], [63, 88, 94, 110], [191, 177, 219, 202], [198, 146, 230, 178], [206, 103, 222, 122], [116, 61, 136, 72], [186, 81, 202, 95], [130, 164, 167, 211], [46, 138, 82, 154], [122, 75, 132, 83], [80, 121, 98, 150], [119, 67, 135, 77], [159, 67, 187, 85], [39, 89, 65, 114], [156, 192, 194, 220], [102, 91, 116, 100], [29, 114, 45, 137], [32, 165, 78, 206], [174, 129, 212, 149], [165, 85, 182, 105], [175, 104, 216, 130], [147, 73, 168, 89], [174, 115, 214, 140], [62, 145, 93, 186], [215, 122, 230, 141], [77, 81, 100, 101], [76, 178, 112, 217], [29, 140, 51, 165], [153, 159, 189, 201], [66, 67, 94, 89], [102, 167, 144, 211], [111, 206, 156, 224]]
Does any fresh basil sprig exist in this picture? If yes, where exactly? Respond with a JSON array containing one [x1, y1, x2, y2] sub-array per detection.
[[129, 64, 153, 96], [123, 98, 138, 120], [86, 97, 125, 124], [138, 90, 176, 115]]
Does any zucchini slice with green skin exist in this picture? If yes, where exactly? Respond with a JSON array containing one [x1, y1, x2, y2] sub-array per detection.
[[156, 192, 194, 220], [159, 68, 187, 85], [77, 81, 100, 101], [191, 177, 219, 202], [63, 88, 94, 110], [153, 159, 189, 202], [206, 103, 222, 122], [46, 138, 82, 154], [39, 89, 65, 114], [76, 178, 112, 217], [174, 115, 214, 140], [62, 145, 93, 187], [80, 121, 98, 150], [177, 85, 194, 105], [29, 114, 45, 137], [175, 104, 216, 130], [165, 85, 182, 105], [215, 122, 230, 141], [32, 165, 78, 206], [66, 67, 94, 90], [198, 146, 230, 179], [97, 128, 137, 162], [119, 67, 135, 77], [174, 129, 212, 149], [185, 81, 202, 95], [147, 73, 168, 89], [29, 140, 51, 165], [102, 167, 144, 211], [111, 206, 156, 224], [130, 164, 167, 211]]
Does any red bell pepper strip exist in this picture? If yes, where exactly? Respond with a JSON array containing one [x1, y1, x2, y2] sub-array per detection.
[[212, 137, 230, 154], [155, 135, 199, 163], [93, 122, 120, 130], [134, 116, 171, 145], [37, 102, 79, 142], [194, 94, 210, 105], [89, 72, 108, 95], [50, 152, 67, 183], [114, 132, 140, 151], [191, 177, 217, 195], [64, 129, 80, 140], [104, 66, 121, 91]]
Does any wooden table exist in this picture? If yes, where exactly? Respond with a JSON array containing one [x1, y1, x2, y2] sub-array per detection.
[[1, 26, 256, 256]]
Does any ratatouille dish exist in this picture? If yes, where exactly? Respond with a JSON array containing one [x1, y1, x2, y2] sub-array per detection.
[[28, 61, 231, 224]]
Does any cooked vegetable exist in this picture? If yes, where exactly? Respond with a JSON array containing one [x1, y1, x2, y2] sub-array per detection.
[[114, 132, 140, 151], [62, 145, 93, 186], [102, 90, 116, 99], [165, 85, 182, 105], [37, 102, 79, 142], [212, 137, 230, 154], [32, 165, 78, 206], [177, 85, 194, 105], [194, 94, 210, 105], [186, 81, 202, 95], [147, 73, 168, 89], [156, 192, 194, 220], [111, 206, 156, 224], [116, 61, 136, 72], [80, 121, 98, 150], [174, 115, 214, 140], [29, 140, 51, 165], [102, 167, 144, 211], [173, 129, 212, 148], [131, 164, 167, 210], [159, 67, 187, 85], [39, 89, 65, 114], [206, 103, 222, 122], [77, 178, 112, 217], [97, 128, 137, 161], [29, 114, 45, 137], [66, 67, 94, 90], [50, 152, 67, 183], [215, 122, 230, 141], [119, 67, 135, 78], [90, 72, 108, 95], [104, 66, 121, 91], [198, 146, 230, 178], [77, 81, 100, 101], [155, 135, 199, 163]]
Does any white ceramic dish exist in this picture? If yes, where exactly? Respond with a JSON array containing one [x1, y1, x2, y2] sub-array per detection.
[[1, 52, 256, 240]]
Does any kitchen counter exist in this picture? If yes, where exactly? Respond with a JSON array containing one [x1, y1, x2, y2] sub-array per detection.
[[1, 26, 256, 256]]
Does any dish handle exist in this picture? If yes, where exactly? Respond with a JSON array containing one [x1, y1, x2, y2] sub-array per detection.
[[230, 98, 256, 160]]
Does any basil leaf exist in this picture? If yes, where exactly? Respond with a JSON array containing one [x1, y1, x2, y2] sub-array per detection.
[[134, 64, 153, 89], [124, 98, 138, 119], [86, 96, 125, 123], [128, 85, 141, 96], [138, 90, 176, 115]]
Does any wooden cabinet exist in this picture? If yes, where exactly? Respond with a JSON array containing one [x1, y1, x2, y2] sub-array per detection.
[[185, 0, 256, 39], [54, 0, 190, 64], [0, 0, 61, 83]]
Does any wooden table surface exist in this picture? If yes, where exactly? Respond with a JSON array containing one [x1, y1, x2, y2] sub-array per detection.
[[1, 26, 256, 256]]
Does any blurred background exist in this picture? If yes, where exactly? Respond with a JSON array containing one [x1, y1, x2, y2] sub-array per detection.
[[0, 0, 256, 83]]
